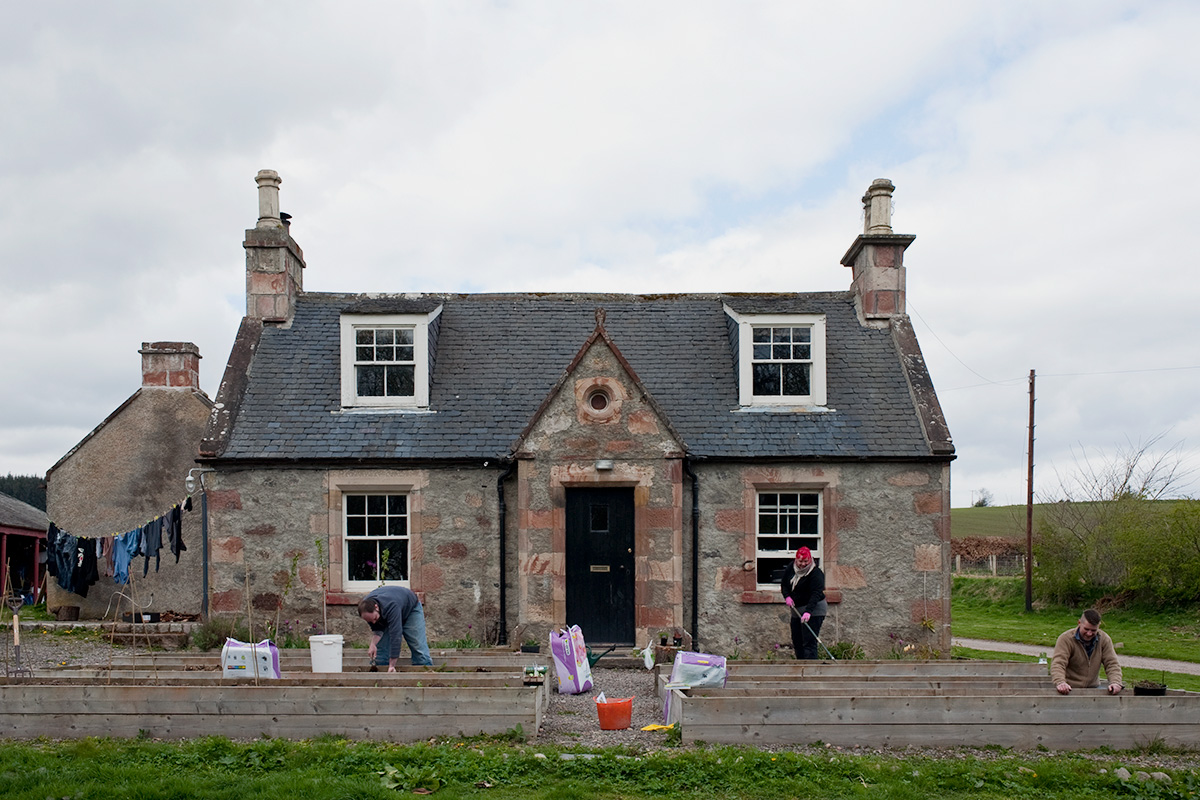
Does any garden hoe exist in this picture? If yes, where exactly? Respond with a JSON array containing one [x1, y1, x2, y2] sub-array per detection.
[[789, 604, 836, 660]]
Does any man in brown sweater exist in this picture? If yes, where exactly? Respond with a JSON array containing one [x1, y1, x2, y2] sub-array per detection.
[[1051, 608, 1123, 694]]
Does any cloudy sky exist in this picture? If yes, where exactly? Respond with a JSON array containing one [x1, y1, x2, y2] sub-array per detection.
[[3, 1, 1198, 507]]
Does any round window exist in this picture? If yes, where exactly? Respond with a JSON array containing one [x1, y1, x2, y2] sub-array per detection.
[[588, 390, 610, 412]]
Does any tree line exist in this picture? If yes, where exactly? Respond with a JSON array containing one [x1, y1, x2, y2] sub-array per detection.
[[0, 474, 46, 511]]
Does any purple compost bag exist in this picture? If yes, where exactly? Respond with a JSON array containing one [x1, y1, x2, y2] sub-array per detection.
[[550, 624, 594, 694]]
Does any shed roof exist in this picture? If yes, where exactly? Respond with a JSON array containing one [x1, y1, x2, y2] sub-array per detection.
[[0, 491, 48, 532]]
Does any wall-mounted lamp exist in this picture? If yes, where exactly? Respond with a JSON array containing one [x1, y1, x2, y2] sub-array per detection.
[[594, 459, 614, 471], [184, 467, 215, 494]]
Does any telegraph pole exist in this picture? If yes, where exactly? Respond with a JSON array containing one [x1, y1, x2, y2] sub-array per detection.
[[1025, 369, 1035, 612]]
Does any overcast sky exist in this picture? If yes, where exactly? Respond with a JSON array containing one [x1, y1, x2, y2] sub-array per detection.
[[3, 1, 1198, 508]]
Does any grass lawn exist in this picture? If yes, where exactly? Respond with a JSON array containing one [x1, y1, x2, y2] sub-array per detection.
[[0, 737, 1196, 800], [952, 576, 1200, 663], [952, 646, 1200, 693]]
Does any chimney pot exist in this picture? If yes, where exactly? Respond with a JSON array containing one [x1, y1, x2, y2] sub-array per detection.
[[255, 169, 283, 229], [862, 178, 895, 235]]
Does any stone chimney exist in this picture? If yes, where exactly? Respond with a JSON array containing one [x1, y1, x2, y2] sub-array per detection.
[[245, 169, 305, 323], [841, 178, 915, 324], [140, 342, 201, 389]]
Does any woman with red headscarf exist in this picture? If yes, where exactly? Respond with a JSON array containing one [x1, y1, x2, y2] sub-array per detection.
[[780, 546, 827, 659]]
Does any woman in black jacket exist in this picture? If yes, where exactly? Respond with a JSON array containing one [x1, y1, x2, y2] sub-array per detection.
[[780, 546, 827, 659]]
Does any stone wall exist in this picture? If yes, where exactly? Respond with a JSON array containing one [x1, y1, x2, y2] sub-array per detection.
[[205, 465, 503, 647], [694, 460, 950, 657], [513, 335, 684, 646], [46, 389, 210, 619]]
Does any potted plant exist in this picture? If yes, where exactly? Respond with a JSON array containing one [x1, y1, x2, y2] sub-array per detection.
[[1133, 672, 1167, 696], [520, 637, 540, 654], [672, 629, 683, 647], [659, 631, 668, 646]]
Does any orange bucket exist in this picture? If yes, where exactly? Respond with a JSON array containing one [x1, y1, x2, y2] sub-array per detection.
[[595, 697, 633, 730]]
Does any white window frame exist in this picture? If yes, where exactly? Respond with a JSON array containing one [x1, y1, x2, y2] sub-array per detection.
[[754, 490, 822, 590], [339, 311, 439, 408], [341, 491, 412, 592], [728, 310, 827, 407]]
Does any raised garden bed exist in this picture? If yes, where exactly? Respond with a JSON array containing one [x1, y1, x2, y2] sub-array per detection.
[[655, 660, 1200, 750]]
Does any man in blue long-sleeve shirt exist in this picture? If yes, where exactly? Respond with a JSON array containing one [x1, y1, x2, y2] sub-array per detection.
[[357, 586, 433, 670]]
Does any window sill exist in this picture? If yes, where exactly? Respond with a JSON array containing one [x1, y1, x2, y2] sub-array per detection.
[[742, 589, 841, 604], [327, 590, 425, 606], [733, 405, 833, 413], [333, 407, 435, 415]]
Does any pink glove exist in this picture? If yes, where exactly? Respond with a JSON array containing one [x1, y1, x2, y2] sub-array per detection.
[[801, 612, 811, 623], [785, 597, 794, 607]]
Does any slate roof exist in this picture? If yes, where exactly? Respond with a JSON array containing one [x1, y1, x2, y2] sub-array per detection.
[[0, 491, 48, 532], [216, 291, 943, 462]]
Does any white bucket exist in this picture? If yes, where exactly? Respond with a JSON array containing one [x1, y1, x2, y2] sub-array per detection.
[[309, 634, 344, 673]]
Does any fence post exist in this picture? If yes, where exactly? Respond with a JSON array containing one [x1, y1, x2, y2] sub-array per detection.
[[990, 555, 997, 576]]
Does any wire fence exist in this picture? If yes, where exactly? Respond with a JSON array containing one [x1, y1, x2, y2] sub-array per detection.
[[953, 554, 1026, 576]]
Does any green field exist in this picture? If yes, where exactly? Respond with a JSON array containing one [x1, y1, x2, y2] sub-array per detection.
[[952, 504, 1043, 539], [952, 576, 1200, 663]]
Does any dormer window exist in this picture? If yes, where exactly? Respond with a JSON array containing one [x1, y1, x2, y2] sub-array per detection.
[[340, 312, 438, 408], [728, 310, 827, 407]]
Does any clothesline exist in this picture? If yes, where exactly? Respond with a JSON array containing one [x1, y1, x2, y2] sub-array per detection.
[[45, 496, 194, 597]]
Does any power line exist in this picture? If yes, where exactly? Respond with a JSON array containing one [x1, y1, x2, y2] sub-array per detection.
[[906, 303, 1200, 389]]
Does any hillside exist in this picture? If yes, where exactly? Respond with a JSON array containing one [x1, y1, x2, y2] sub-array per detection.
[[951, 504, 1042, 540]]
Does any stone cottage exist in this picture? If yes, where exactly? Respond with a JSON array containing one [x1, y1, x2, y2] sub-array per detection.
[[45, 343, 211, 619], [198, 170, 954, 656]]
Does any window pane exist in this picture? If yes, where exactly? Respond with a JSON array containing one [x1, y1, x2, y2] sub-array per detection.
[[384, 543, 409, 581], [752, 327, 771, 343], [346, 495, 365, 514], [387, 495, 407, 515], [388, 517, 408, 536], [386, 365, 415, 396], [368, 516, 387, 536], [799, 516, 818, 535], [356, 346, 374, 362], [396, 329, 414, 344], [793, 344, 810, 360], [758, 535, 787, 551], [753, 344, 771, 360], [376, 329, 394, 345], [793, 328, 811, 343], [782, 363, 810, 396], [758, 557, 792, 585], [758, 514, 777, 534], [356, 330, 374, 345], [396, 346, 414, 362], [357, 366, 384, 396], [347, 540, 378, 582], [771, 344, 789, 359], [367, 496, 386, 515], [752, 363, 778, 396], [346, 516, 366, 536], [772, 328, 791, 343]]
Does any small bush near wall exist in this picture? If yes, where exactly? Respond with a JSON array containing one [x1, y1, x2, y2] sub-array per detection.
[[191, 617, 251, 651]]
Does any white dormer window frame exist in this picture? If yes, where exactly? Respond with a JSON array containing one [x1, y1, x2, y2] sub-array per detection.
[[339, 311, 439, 409], [729, 310, 827, 407]]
